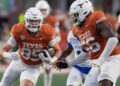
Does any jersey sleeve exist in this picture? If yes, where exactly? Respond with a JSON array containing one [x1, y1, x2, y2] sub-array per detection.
[[10, 23, 24, 43], [67, 42, 73, 48], [67, 31, 71, 42], [11, 24, 17, 37], [7, 36, 17, 47], [67, 31, 73, 48], [95, 11, 107, 24], [45, 24, 55, 40], [46, 24, 56, 47], [50, 25, 55, 39], [52, 16, 59, 25], [10, 24, 18, 46]]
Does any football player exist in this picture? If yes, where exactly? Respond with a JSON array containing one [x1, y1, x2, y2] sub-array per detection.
[[0, 7, 61, 86], [54, 0, 120, 86], [59, 31, 91, 86], [35, 0, 61, 86]]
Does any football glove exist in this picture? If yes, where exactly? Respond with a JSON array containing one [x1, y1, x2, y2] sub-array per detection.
[[3, 52, 19, 61], [54, 59, 69, 70], [90, 58, 105, 67]]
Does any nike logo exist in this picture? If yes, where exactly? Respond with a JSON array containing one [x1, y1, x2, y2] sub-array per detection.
[[40, 38, 44, 40]]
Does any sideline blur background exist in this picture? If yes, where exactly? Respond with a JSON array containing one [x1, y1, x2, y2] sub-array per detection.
[[0, 0, 120, 86], [0, 0, 120, 48]]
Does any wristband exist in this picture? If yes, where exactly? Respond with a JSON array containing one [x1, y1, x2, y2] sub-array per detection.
[[58, 56, 63, 60]]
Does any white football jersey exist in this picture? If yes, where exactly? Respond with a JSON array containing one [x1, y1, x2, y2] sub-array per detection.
[[67, 31, 91, 67], [67, 31, 82, 57]]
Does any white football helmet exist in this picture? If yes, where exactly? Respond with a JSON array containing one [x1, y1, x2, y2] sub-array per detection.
[[69, 0, 94, 26], [35, 0, 50, 18], [24, 7, 43, 32]]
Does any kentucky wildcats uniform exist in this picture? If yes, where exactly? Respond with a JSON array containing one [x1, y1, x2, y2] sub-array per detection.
[[66, 31, 91, 86]]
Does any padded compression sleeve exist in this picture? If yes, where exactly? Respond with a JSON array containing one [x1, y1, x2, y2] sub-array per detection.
[[7, 36, 17, 47], [99, 37, 118, 60], [67, 52, 89, 66]]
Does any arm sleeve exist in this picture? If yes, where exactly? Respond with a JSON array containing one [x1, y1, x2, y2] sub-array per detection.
[[48, 38, 57, 47], [54, 24, 60, 33], [10, 24, 16, 36], [99, 37, 118, 60], [67, 52, 89, 66], [7, 35, 17, 47]]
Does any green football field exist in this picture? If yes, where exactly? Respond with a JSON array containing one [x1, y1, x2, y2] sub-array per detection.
[[0, 72, 120, 86], [0, 72, 68, 86]]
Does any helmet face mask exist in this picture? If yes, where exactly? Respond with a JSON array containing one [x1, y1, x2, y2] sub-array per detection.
[[40, 9, 49, 18], [69, 13, 79, 25], [27, 20, 41, 32], [35, 0, 50, 18], [69, 0, 94, 26], [24, 7, 43, 32]]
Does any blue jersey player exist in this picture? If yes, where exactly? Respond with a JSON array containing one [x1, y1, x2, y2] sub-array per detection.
[[60, 31, 91, 86]]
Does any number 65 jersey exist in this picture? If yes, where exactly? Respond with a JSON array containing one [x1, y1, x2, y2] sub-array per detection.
[[72, 11, 120, 60], [11, 23, 55, 65]]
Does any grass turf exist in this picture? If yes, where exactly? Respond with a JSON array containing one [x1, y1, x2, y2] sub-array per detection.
[[0, 72, 120, 86]]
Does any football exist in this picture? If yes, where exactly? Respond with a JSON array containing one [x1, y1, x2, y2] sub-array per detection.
[[47, 48, 55, 57]]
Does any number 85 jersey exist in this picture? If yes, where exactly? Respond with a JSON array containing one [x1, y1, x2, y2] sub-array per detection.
[[11, 23, 55, 65], [72, 11, 120, 60]]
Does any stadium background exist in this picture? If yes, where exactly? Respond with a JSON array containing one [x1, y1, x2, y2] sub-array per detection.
[[0, 0, 120, 86]]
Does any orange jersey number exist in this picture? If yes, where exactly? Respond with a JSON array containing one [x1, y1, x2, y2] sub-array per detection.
[[21, 48, 41, 61], [81, 36, 100, 54]]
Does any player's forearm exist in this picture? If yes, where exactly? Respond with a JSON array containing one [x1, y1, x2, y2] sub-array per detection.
[[0, 50, 6, 57], [55, 49, 62, 58], [0, 43, 13, 58], [55, 36, 61, 43], [51, 49, 61, 63], [67, 52, 89, 66], [0, 48, 10, 58], [99, 37, 118, 60], [62, 48, 73, 58]]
